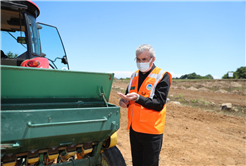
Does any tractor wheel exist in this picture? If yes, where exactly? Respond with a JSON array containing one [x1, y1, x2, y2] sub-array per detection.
[[101, 146, 126, 166]]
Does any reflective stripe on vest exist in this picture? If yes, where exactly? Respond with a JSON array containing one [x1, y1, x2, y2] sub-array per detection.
[[127, 71, 139, 93], [127, 67, 172, 134]]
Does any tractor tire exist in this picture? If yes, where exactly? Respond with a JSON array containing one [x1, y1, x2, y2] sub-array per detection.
[[101, 146, 126, 166]]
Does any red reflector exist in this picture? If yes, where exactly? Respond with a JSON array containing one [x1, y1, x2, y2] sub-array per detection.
[[28, 60, 40, 67]]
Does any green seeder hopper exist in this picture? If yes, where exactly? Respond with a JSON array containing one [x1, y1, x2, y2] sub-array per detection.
[[1, 1, 126, 166], [1, 66, 125, 166]]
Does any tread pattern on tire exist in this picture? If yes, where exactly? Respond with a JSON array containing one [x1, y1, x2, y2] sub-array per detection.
[[102, 146, 126, 166]]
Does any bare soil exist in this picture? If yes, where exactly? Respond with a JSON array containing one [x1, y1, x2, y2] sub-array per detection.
[[169, 89, 245, 107], [109, 80, 246, 166]]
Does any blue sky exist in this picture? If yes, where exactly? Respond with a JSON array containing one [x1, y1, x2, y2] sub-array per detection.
[[33, 0, 245, 79]]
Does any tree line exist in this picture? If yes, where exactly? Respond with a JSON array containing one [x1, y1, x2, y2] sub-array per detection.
[[174, 66, 246, 79], [222, 66, 246, 79]]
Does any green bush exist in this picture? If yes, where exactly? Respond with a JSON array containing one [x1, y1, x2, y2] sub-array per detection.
[[222, 66, 246, 79]]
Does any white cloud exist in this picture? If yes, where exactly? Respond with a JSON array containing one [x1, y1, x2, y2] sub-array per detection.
[[213, 75, 220, 79], [108, 71, 133, 79], [169, 71, 182, 78]]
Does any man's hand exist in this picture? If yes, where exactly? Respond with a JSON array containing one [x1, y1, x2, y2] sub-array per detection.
[[117, 92, 139, 101], [119, 98, 129, 108]]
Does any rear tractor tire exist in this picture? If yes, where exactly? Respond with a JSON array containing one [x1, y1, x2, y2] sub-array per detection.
[[101, 146, 126, 166]]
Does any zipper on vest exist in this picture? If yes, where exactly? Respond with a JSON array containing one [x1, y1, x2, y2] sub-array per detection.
[[131, 90, 139, 127], [131, 103, 135, 127]]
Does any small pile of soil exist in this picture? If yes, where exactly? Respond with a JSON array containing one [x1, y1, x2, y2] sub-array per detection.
[[187, 86, 198, 91], [198, 87, 209, 92], [215, 89, 228, 94], [178, 86, 186, 89], [171, 86, 178, 89]]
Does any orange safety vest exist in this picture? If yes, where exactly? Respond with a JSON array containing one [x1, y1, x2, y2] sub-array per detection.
[[127, 67, 172, 134]]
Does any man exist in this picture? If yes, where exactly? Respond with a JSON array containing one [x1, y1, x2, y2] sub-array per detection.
[[117, 44, 172, 166]]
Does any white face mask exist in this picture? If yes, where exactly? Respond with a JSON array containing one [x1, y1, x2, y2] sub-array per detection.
[[137, 58, 152, 72]]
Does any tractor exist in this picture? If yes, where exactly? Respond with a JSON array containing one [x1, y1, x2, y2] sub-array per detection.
[[1, 1, 126, 166]]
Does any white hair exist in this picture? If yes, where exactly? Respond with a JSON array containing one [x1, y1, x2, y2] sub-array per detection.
[[136, 44, 155, 57]]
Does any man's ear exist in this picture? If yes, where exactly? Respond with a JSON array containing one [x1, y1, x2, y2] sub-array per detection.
[[150, 56, 155, 68], [152, 56, 156, 63]]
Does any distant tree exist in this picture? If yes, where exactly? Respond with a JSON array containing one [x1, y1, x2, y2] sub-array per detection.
[[235, 66, 246, 79], [187, 72, 197, 79], [180, 74, 188, 79], [222, 67, 246, 79], [222, 71, 234, 79], [204, 74, 213, 79], [7, 51, 18, 58], [179, 72, 213, 79]]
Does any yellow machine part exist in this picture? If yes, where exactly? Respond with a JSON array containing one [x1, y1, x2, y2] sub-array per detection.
[[27, 157, 39, 165], [77, 147, 93, 159], [44, 153, 59, 165], [48, 154, 59, 160], [101, 132, 118, 153], [2, 161, 16, 166], [83, 148, 93, 154], [67, 151, 76, 158], [62, 151, 76, 161], [109, 132, 117, 148]]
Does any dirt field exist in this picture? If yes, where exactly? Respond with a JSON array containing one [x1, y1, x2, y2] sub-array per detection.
[[109, 80, 246, 166]]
